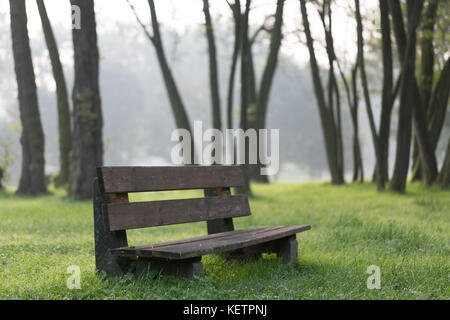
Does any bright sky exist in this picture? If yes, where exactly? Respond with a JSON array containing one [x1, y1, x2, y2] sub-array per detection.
[[0, 0, 377, 68]]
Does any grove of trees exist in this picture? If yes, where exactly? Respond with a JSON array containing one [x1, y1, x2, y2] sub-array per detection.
[[2, 0, 449, 198]]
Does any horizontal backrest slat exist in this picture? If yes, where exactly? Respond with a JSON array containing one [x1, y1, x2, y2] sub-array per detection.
[[104, 195, 250, 231], [97, 166, 244, 193]]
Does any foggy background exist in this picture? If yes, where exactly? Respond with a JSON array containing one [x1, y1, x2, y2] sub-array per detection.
[[0, 0, 448, 187]]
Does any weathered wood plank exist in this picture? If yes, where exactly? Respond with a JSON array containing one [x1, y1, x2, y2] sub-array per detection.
[[97, 166, 244, 193], [104, 195, 251, 231], [111, 225, 311, 259], [117, 227, 271, 251]]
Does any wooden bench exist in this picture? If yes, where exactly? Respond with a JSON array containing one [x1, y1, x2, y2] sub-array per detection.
[[93, 165, 311, 279]]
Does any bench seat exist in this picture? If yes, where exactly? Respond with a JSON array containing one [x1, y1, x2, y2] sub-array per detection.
[[111, 225, 311, 260]]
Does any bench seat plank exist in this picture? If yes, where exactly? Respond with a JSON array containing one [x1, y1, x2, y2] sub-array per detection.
[[111, 225, 311, 260]]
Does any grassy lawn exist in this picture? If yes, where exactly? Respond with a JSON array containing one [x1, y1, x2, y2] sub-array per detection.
[[0, 182, 448, 299]]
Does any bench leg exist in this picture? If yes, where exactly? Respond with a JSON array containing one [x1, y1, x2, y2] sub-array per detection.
[[275, 236, 298, 265], [134, 257, 203, 280]]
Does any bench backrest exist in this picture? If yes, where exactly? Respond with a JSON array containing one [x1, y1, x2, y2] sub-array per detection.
[[96, 166, 250, 232]]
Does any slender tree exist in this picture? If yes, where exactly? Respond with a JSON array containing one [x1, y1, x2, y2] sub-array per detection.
[[127, 0, 194, 163], [239, 0, 251, 193], [300, 0, 344, 185], [9, 0, 47, 195], [390, 0, 439, 187], [69, 0, 103, 199], [390, 0, 424, 192], [350, 62, 364, 182], [355, 0, 384, 190], [315, 0, 345, 185], [226, 0, 241, 130], [250, 0, 285, 182], [376, 0, 394, 187], [412, 0, 439, 181], [203, 0, 222, 131], [36, 0, 72, 187]]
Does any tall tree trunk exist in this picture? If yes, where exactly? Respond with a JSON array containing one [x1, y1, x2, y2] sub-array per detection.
[[69, 0, 103, 199], [337, 57, 363, 183], [203, 0, 222, 131], [239, 0, 251, 193], [247, 0, 285, 183], [254, 0, 284, 130], [300, 0, 343, 185], [319, 0, 344, 183], [226, 0, 241, 129], [36, 0, 72, 187], [147, 0, 192, 135], [377, 0, 394, 186], [9, 0, 47, 195], [355, 0, 383, 190], [390, 0, 424, 192], [351, 63, 364, 182], [127, 0, 194, 163]]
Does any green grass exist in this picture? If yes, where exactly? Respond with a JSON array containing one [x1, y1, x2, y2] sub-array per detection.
[[0, 182, 448, 299]]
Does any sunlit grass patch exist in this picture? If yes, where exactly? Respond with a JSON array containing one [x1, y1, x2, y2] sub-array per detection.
[[0, 183, 448, 299]]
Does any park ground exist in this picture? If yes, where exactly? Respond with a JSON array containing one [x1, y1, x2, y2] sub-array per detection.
[[0, 182, 448, 299]]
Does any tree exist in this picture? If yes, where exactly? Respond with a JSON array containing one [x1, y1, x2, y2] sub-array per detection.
[[239, 0, 252, 193], [412, 0, 449, 185], [69, 0, 103, 199], [355, 0, 384, 190], [250, 0, 285, 182], [127, 0, 192, 133], [36, 0, 72, 187], [203, 0, 222, 131], [9, 0, 47, 195], [127, 0, 194, 163], [300, 0, 344, 185], [390, 0, 424, 192], [376, 0, 394, 187], [226, 0, 241, 130]]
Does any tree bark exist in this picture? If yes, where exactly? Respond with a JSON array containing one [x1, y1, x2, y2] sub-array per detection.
[[69, 0, 103, 199], [36, 0, 72, 187], [203, 0, 222, 131], [9, 0, 47, 195]]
